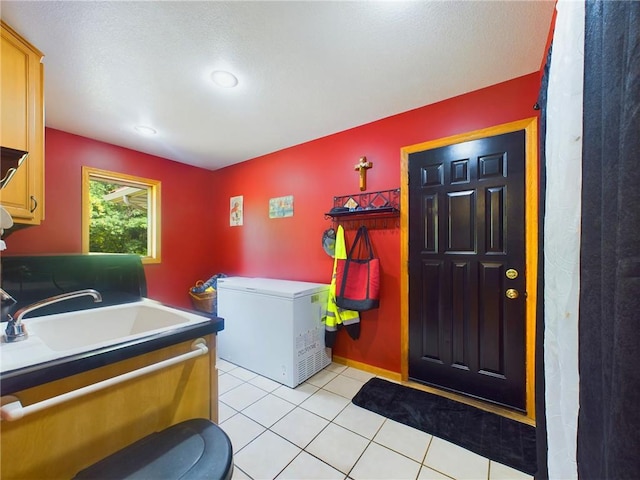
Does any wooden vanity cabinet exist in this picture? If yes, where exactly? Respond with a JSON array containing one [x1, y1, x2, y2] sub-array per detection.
[[0, 335, 219, 480], [0, 21, 45, 225]]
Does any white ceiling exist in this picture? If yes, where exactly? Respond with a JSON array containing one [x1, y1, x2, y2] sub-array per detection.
[[1, 1, 555, 171]]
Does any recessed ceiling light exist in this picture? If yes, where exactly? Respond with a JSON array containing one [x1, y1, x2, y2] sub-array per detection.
[[134, 125, 157, 136], [211, 70, 238, 88]]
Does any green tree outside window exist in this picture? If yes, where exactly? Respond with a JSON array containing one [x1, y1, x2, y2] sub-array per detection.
[[82, 167, 161, 264]]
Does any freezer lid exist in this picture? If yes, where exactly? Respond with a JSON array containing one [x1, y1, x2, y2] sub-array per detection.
[[216, 277, 328, 298]]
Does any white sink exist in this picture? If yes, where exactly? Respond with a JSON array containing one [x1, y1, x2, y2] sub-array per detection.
[[0, 299, 211, 373]]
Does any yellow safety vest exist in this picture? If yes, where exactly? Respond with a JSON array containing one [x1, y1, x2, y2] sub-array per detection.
[[324, 225, 360, 332]]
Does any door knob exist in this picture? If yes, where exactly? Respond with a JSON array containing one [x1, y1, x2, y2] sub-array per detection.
[[505, 288, 519, 299], [505, 268, 518, 279]]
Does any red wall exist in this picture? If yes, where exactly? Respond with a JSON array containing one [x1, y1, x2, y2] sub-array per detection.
[[4, 130, 218, 310], [6, 72, 541, 374], [209, 73, 542, 373]]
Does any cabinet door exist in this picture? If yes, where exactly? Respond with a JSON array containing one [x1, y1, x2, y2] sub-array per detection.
[[0, 22, 44, 224]]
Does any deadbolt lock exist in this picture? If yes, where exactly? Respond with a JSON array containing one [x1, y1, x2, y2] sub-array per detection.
[[505, 288, 519, 299], [505, 269, 519, 280]]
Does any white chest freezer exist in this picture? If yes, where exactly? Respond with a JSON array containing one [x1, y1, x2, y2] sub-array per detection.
[[217, 277, 331, 388]]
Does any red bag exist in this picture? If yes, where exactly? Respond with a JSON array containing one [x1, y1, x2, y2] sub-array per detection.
[[335, 225, 380, 311]]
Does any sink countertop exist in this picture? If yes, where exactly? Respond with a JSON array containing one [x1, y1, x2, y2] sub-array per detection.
[[0, 307, 224, 396]]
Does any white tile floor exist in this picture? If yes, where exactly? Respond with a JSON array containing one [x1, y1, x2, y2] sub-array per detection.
[[217, 359, 533, 480]]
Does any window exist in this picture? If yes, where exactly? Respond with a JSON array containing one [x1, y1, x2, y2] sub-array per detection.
[[82, 167, 161, 264]]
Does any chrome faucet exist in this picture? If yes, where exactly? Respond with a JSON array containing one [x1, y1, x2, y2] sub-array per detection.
[[4, 289, 103, 343]]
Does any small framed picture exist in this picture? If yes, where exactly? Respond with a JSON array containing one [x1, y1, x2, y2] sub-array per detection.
[[230, 195, 243, 226], [269, 195, 294, 218]]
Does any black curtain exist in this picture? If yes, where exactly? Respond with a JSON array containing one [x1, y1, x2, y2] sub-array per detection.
[[534, 45, 551, 480], [579, 1, 640, 479]]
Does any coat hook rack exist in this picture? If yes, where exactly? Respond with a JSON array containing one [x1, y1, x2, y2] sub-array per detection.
[[324, 188, 400, 230]]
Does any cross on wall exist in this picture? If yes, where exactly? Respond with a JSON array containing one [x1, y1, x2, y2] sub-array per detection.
[[355, 156, 373, 191]]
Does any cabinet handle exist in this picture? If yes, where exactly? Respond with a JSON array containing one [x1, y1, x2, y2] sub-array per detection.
[[30, 195, 38, 213]]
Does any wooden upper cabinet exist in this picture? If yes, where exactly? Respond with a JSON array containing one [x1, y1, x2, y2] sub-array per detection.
[[0, 21, 44, 225]]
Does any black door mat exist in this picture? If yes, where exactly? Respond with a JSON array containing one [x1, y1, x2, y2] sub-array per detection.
[[352, 377, 537, 475]]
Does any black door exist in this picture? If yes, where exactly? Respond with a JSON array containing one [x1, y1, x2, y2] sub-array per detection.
[[408, 130, 527, 411]]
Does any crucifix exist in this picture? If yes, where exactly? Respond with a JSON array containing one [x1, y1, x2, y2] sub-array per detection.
[[354, 156, 373, 191]]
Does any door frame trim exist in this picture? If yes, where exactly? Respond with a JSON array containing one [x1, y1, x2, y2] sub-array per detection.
[[400, 117, 538, 422]]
